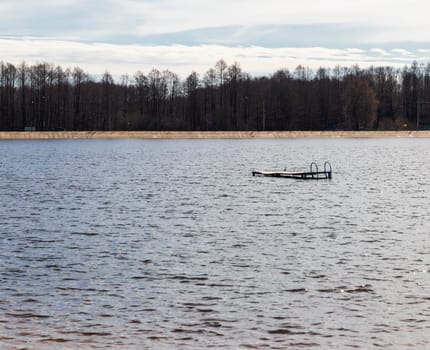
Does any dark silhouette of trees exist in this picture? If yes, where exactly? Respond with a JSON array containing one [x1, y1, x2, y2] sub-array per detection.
[[342, 73, 378, 129], [0, 60, 429, 131], [17, 62, 28, 129], [0, 62, 17, 130], [185, 71, 199, 130]]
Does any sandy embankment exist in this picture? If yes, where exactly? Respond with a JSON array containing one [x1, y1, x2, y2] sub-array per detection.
[[0, 130, 430, 139]]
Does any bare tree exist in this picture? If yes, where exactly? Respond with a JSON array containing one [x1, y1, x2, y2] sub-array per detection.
[[343, 74, 378, 130]]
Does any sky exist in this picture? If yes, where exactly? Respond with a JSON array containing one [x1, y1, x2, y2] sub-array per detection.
[[1, 0, 430, 78]]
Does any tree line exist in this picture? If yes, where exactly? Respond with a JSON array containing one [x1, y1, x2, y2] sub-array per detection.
[[1, 60, 430, 131]]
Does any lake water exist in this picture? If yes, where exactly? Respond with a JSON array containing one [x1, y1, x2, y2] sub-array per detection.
[[0, 138, 429, 349]]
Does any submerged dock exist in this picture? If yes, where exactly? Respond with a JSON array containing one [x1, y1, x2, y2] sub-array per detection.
[[252, 162, 332, 180]]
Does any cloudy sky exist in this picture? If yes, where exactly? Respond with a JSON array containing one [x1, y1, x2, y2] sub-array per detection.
[[1, 0, 429, 77]]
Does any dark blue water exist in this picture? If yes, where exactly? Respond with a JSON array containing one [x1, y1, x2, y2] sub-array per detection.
[[0, 138, 429, 349]]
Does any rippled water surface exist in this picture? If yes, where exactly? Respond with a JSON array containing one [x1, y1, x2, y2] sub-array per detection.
[[1, 138, 429, 349]]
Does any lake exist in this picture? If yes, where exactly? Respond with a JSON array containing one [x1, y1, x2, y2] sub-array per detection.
[[0, 138, 429, 349]]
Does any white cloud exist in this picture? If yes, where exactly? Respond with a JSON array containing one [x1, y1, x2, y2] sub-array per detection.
[[0, 38, 426, 78], [347, 48, 365, 54], [391, 48, 413, 56], [370, 48, 390, 56]]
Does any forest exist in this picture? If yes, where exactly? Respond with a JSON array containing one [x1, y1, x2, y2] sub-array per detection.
[[0, 60, 430, 131]]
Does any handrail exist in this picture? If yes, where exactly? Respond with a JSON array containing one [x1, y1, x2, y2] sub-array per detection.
[[310, 162, 318, 173], [310, 162, 318, 179], [324, 161, 332, 179]]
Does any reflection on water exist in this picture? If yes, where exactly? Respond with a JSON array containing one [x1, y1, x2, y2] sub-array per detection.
[[0, 138, 429, 349]]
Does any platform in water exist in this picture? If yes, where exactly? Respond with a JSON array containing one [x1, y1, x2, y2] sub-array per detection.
[[252, 162, 332, 180]]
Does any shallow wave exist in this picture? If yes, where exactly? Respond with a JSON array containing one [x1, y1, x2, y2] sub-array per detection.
[[1, 138, 430, 349]]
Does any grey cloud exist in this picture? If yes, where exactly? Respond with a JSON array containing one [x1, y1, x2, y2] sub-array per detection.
[[128, 24, 374, 47], [0, 0, 144, 39], [115, 24, 430, 51], [1, 0, 429, 52]]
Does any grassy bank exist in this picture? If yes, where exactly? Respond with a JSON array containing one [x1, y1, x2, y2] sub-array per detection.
[[1, 130, 430, 139]]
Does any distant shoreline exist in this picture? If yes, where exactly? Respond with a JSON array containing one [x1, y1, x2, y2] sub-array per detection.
[[1, 130, 430, 140]]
